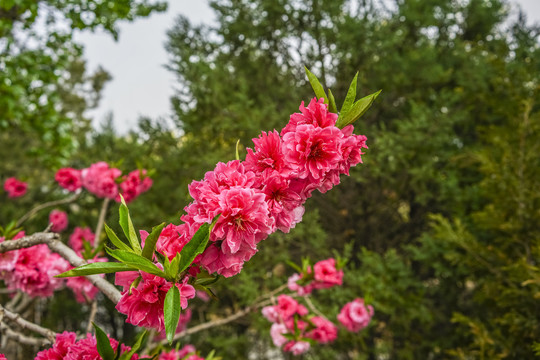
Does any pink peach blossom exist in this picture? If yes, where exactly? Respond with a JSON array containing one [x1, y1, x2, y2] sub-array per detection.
[[81, 162, 122, 199], [281, 97, 337, 135], [68, 227, 95, 255], [55, 168, 82, 192], [337, 298, 374, 332], [313, 258, 343, 289], [49, 209, 68, 233], [4, 177, 27, 198], [307, 316, 338, 344], [115, 271, 195, 331]]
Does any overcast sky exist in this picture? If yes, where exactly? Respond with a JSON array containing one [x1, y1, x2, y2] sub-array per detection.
[[75, 0, 540, 134]]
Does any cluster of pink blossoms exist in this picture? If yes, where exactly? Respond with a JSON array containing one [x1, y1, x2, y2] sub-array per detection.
[[3, 177, 27, 198], [288, 258, 344, 295], [164, 98, 367, 278], [262, 294, 337, 355], [0, 231, 70, 297], [158, 345, 204, 360], [56, 164, 152, 203], [35, 331, 138, 360], [113, 98, 367, 332]]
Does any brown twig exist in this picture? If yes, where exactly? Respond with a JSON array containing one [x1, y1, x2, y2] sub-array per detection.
[[85, 301, 99, 333], [16, 193, 80, 227], [0, 304, 57, 342], [163, 298, 273, 344], [0, 323, 52, 347]]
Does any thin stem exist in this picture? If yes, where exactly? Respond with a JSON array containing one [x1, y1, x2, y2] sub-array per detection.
[[85, 301, 99, 333], [94, 198, 111, 250], [16, 193, 80, 227], [304, 295, 326, 319]]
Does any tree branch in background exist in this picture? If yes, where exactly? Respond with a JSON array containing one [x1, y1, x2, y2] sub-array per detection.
[[0, 304, 57, 342], [16, 193, 80, 227], [0, 232, 121, 303]]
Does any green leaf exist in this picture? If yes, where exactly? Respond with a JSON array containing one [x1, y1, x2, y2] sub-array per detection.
[[119, 195, 142, 253], [104, 223, 132, 251], [235, 139, 241, 161], [340, 72, 359, 117], [336, 90, 381, 128], [328, 88, 337, 113], [166, 252, 182, 280], [93, 322, 115, 360], [141, 223, 166, 260], [105, 248, 166, 277], [305, 67, 327, 104], [119, 330, 148, 360], [164, 286, 181, 345], [55, 262, 137, 278], [177, 216, 218, 274]]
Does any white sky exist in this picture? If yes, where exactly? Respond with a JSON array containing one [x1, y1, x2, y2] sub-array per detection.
[[76, 0, 540, 134]]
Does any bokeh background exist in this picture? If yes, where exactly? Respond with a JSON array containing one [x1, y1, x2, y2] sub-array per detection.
[[1, 0, 539, 359]]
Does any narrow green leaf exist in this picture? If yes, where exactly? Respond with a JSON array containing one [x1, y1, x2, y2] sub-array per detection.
[[141, 223, 166, 260], [119, 195, 142, 253], [286, 260, 303, 273], [105, 248, 166, 277], [336, 90, 381, 128], [167, 252, 181, 280], [104, 223, 132, 251], [93, 322, 115, 360], [119, 330, 148, 360], [340, 72, 359, 118], [164, 286, 181, 345], [328, 88, 337, 114], [304, 67, 328, 103], [177, 216, 219, 274], [55, 262, 137, 278], [235, 139, 241, 161]]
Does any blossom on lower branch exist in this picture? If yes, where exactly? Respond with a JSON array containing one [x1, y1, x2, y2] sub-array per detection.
[[115, 270, 195, 331], [35, 331, 138, 360]]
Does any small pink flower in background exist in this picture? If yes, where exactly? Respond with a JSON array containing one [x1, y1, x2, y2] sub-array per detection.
[[116, 169, 153, 203], [283, 340, 311, 355], [115, 271, 195, 331], [4, 177, 27, 198], [68, 227, 95, 255], [313, 258, 343, 289], [81, 162, 122, 199], [55, 168, 82, 192], [270, 323, 289, 347], [287, 272, 313, 296], [307, 316, 338, 344], [49, 209, 68, 233], [0, 353, 6, 360], [337, 298, 374, 332]]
